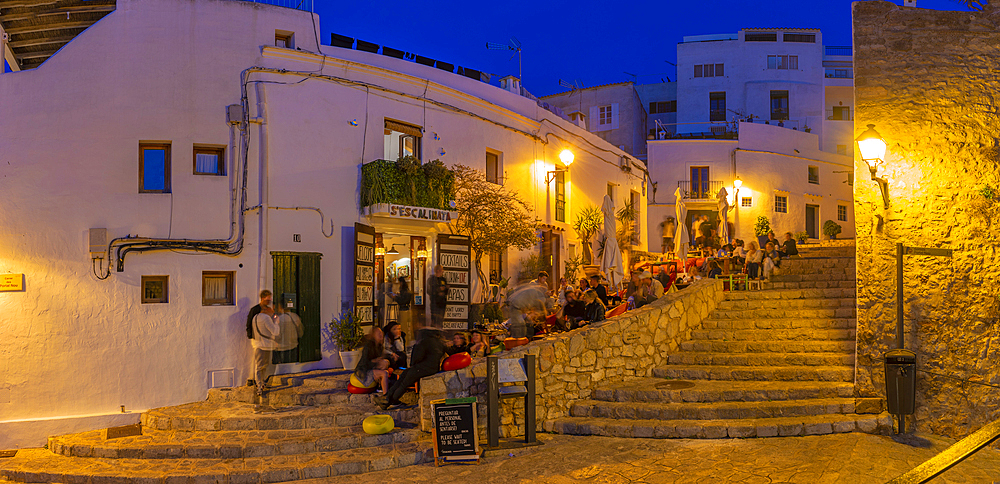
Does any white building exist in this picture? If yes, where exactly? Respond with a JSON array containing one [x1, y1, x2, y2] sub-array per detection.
[[539, 82, 649, 161], [0, 0, 647, 448], [647, 28, 856, 248]]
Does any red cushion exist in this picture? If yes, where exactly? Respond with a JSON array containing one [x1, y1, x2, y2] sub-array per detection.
[[442, 352, 472, 371], [606, 303, 628, 318], [347, 383, 376, 394], [503, 338, 530, 351]]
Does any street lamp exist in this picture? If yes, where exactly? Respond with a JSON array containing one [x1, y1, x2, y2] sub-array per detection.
[[559, 149, 575, 166], [856, 124, 890, 209]]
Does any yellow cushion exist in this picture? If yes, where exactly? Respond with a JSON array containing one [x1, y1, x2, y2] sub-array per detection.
[[349, 373, 376, 389], [363, 414, 395, 435]]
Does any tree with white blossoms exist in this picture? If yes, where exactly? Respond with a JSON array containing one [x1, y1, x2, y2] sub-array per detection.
[[450, 165, 538, 301]]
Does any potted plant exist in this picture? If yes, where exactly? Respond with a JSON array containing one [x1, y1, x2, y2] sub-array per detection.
[[823, 220, 842, 240], [794, 231, 810, 245], [754, 216, 771, 250], [330, 309, 364, 370]]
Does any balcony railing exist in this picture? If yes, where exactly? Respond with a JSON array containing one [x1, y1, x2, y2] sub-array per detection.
[[825, 46, 852, 56], [224, 0, 313, 11], [825, 68, 854, 79], [677, 180, 723, 200]]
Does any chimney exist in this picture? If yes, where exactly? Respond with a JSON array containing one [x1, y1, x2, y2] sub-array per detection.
[[569, 111, 587, 130], [903, 0, 916, 6], [500, 76, 521, 95]]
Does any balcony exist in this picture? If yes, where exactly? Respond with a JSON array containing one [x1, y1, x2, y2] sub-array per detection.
[[359, 159, 455, 211], [825, 46, 853, 56], [825, 68, 854, 79], [677, 180, 723, 200]]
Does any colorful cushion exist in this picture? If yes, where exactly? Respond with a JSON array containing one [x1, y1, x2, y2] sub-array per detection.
[[606, 303, 628, 318], [349, 373, 376, 389], [442, 352, 472, 371], [362, 414, 394, 435], [503, 338, 529, 351], [347, 383, 376, 394]]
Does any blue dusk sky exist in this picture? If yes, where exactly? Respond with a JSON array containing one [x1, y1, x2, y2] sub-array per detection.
[[315, 0, 972, 97]]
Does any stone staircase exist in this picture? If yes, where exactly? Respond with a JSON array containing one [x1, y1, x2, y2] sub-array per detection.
[[0, 370, 432, 483], [546, 242, 894, 439]]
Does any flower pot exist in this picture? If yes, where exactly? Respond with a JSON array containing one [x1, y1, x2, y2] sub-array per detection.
[[339, 350, 361, 370], [757, 235, 770, 250]]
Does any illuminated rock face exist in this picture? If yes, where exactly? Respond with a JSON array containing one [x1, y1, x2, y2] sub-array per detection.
[[853, 1, 1000, 439]]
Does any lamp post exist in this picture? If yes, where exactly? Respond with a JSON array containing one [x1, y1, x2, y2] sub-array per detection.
[[856, 124, 890, 209], [733, 177, 742, 240], [546, 149, 574, 184]]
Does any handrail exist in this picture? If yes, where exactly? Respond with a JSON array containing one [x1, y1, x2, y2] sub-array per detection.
[[886, 417, 1000, 483]]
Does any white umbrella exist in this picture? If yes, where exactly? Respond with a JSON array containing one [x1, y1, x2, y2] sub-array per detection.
[[600, 195, 624, 295], [674, 187, 689, 261], [717, 186, 730, 245]]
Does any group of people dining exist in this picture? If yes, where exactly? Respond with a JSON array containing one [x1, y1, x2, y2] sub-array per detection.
[[684, 230, 799, 283]]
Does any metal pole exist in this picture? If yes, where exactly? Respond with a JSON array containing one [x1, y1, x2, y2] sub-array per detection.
[[897, 242, 904, 350]]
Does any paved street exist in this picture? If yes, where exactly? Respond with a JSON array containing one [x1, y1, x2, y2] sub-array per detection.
[[305, 432, 1000, 484]]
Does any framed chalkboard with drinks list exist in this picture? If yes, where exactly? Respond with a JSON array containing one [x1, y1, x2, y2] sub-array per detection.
[[431, 397, 481, 465]]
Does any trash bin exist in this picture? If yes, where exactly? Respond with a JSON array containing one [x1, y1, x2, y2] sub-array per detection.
[[884, 349, 916, 415]]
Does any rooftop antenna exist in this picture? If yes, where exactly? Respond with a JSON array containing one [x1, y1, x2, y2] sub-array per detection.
[[624, 71, 637, 83], [487, 37, 522, 81], [558, 79, 576, 91], [574, 80, 583, 89]]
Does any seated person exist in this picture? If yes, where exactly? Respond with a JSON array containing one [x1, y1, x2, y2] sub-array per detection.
[[778, 232, 799, 257], [763, 241, 781, 281], [560, 290, 588, 328], [733, 239, 747, 266], [581, 289, 606, 324], [445, 332, 469, 356], [377, 328, 445, 410], [707, 260, 723, 279], [468, 331, 488, 358], [355, 327, 390, 394], [589, 274, 609, 307], [382, 322, 407, 369], [634, 271, 664, 308]]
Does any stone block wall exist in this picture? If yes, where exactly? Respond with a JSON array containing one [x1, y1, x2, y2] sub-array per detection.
[[853, 1, 1000, 439], [417, 279, 725, 437]]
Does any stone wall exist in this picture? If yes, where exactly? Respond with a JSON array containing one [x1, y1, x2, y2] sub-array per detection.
[[417, 279, 725, 436], [853, 1, 1000, 439]]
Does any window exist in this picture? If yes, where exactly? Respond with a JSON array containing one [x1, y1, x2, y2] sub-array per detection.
[[630, 191, 641, 245], [607, 183, 615, 201], [489, 251, 504, 284], [555, 171, 566, 223], [741, 197, 752, 207], [648, 101, 676, 114], [808, 166, 819, 184], [203, 271, 235, 306], [770, 90, 789, 120], [783, 33, 816, 43], [847, 173, 854, 186], [709, 92, 726, 122], [832, 106, 851, 120], [193, 146, 225, 176], [745, 32, 777, 42], [598, 105, 613, 126], [139, 143, 171, 193], [838, 205, 848, 222], [384, 119, 422, 161], [275, 31, 294, 49], [694, 64, 724, 78], [141, 276, 169, 304], [767, 55, 798, 70], [486, 151, 501, 184], [775, 195, 788, 213], [690, 166, 710, 199]]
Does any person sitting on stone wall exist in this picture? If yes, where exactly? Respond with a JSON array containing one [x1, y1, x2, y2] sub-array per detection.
[[377, 328, 446, 410], [581, 289, 606, 325], [778, 232, 799, 258], [762, 241, 782, 282], [354, 326, 390, 394]]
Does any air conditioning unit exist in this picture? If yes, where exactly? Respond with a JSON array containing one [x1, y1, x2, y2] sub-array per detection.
[[619, 155, 632, 173]]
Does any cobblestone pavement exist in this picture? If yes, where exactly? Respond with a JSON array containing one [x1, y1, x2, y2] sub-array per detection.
[[302, 432, 1000, 484]]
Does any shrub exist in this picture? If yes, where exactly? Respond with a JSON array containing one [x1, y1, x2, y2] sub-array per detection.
[[754, 216, 771, 237], [823, 220, 842, 238], [329, 309, 363, 351]]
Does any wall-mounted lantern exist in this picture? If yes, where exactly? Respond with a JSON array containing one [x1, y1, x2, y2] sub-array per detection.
[[856, 124, 890, 209]]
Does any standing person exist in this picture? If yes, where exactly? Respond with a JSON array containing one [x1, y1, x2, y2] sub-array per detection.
[[377, 328, 446, 410], [428, 265, 449, 328], [660, 216, 676, 254], [272, 296, 304, 364], [392, 276, 412, 333], [245, 289, 272, 386], [691, 217, 702, 245], [250, 292, 279, 398]]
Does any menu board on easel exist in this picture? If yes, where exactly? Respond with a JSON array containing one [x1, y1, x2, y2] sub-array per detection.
[[354, 222, 376, 332], [431, 397, 481, 465], [437, 234, 471, 331]]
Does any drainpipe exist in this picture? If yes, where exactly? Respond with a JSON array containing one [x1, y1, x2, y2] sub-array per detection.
[[255, 83, 270, 293]]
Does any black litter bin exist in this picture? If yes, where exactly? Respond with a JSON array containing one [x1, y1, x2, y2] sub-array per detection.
[[884, 349, 916, 415]]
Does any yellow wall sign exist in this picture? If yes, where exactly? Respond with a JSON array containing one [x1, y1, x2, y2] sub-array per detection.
[[0, 274, 24, 291]]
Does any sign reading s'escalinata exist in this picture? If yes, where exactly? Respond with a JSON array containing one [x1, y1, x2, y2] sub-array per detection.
[[367, 203, 458, 223], [437, 235, 471, 331], [354, 223, 376, 328]]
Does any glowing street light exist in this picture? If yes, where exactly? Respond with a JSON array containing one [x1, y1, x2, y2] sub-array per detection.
[[559, 149, 574, 166], [856, 124, 890, 209]]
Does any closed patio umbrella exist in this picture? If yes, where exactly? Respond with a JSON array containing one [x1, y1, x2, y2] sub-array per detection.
[[600, 195, 624, 294], [717, 186, 730, 245], [674, 187, 689, 261]]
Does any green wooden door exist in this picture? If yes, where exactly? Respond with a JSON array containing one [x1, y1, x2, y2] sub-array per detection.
[[272, 251, 323, 363]]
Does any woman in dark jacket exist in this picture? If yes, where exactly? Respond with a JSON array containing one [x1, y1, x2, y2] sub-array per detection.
[[353, 327, 389, 393], [581, 289, 606, 325], [382, 321, 406, 369]]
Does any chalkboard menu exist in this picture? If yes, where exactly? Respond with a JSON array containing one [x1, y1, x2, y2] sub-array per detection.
[[437, 234, 471, 331], [431, 397, 480, 464], [354, 222, 375, 332]]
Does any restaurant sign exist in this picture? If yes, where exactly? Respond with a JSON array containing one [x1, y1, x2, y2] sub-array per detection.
[[354, 223, 376, 329], [0, 274, 23, 292], [437, 235, 472, 331], [368, 203, 458, 223]]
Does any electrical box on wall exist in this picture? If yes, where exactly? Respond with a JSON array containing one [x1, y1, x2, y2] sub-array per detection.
[[89, 228, 107, 259], [226, 104, 243, 125]]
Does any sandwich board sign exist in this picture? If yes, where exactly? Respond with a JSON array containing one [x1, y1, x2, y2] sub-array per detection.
[[431, 397, 481, 465]]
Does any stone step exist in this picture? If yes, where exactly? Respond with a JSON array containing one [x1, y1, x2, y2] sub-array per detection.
[[770, 273, 856, 282], [570, 397, 856, 421], [667, 352, 855, 367], [716, 297, 855, 310], [48, 423, 423, 459], [700, 318, 856, 330], [680, 339, 856, 353], [688, 328, 856, 342], [208, 370, 379, 407], [777, 259, 856, 269], [591, 379, 855, 403], [544, 413, 892, 439], [763, 280, 856, 290], [652, 365, 855, 382], [710, 307, 856, 319], [141, 401, 420, 433], [0, 442, 433, 483], [773, 268, 857, 278], [723, 288, 856, 300]]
